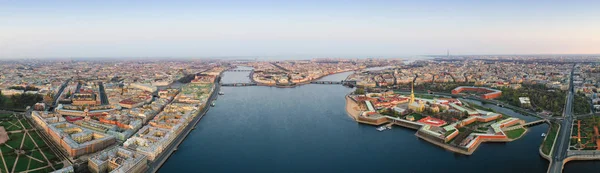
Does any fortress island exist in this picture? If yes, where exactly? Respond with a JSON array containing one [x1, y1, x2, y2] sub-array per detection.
[[346, 83, 530, 155]]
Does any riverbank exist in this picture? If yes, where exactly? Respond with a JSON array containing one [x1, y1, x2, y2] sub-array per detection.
[[252, 68, 360, 88], [149, 79, 221, 173], [345, 95, 360, 120]]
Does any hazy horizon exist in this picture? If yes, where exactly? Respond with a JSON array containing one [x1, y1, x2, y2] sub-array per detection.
[[1, 0, 599, 59]]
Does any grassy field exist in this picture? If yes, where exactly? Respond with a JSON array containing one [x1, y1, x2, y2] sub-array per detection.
[[505, 128, 526, 139], [0, 115, 64, 172], [466, 102, 494, 112], [408, 113, 424, 121], [542, 123, 559, 155], [0, 113, 11, 118]]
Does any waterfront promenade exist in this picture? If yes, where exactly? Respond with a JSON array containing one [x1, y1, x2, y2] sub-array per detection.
[[148, 80, 221, 173]]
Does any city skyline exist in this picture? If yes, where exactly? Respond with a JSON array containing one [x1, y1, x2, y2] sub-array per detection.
[[1, 0, 599, 59]]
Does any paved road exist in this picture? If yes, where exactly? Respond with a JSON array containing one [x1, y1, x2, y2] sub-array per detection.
[[52, 79, 71, 107], [548, 64, 576, 173], [98, 82, 109, 105]]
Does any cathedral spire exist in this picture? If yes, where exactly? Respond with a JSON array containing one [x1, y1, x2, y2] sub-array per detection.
[[410, 81, 415, 104]]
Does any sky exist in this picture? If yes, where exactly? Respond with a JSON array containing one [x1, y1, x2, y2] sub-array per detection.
[[0, 0, 599, 59]]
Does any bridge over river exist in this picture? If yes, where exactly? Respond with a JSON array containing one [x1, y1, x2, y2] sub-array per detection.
[[220, 83, 257, 87], [310, 80, 357, 85]]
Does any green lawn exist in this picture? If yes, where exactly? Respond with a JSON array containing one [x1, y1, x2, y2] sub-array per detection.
[[14, 156, 31, 172], [30, 150, 45, 161], [0, 120, 23, 131], [414, 94, 435, 99], [3, 155, 17, 171], [0, 119, 61, 173], [22, 134, 36, 150], [444, 129, 456, 137], [409, 113, 424, 121], [19, 119, 31, 129], [505, 128, 526, 139], [542, 123, 559, 155], [0, 113, 12, 118], [6, 133, 24, 149], [462, 101, 493, 111], [29, 133, 46, 148]]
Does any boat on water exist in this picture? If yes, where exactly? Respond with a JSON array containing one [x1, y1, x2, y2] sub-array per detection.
[[211, 102, 216, 107], [387, 126, 392, 130], [376, 126, 386, 131], [541, 133, 546, 137], [218, 92, 224, 95]]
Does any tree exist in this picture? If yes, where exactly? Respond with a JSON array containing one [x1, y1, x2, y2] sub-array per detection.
[[354, 88, 366, 95], [65, 90, 72, 98], [0, 90, 3, 107]]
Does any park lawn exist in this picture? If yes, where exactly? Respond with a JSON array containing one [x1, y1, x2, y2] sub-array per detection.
[[3, 154, 17, 172], [53, 163, 63, 170], [409, 113, 424, 121], [26, 157, 48, 171], [29, 133, 46, 148], [0, 144, 12, 154], [19, 119, 32, 129], [505, 128, 526, 139], [0, 113, 12, 118], [30, 150, 45, 162], [14, 156, 32, 172], [466, 102, 494, 112], [22, 134, 36, 150], [444, 129, 456, 137], [542, 123, 559, 155], [570, 138, 577, 145], [42, 150, 56, 161], [6, 133, 24, 149], [414, 94, 435, 99], [1, 120, 23, 131]]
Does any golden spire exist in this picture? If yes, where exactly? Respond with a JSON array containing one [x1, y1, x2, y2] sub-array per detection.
[[410, 81, 415, 104]]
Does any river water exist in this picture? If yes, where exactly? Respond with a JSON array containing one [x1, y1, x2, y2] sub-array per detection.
[[159, 67, 595, 173]]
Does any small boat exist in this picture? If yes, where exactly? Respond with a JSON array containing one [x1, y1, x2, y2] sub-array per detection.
[[541, 133, 546, 137], [211, 102, 216, 107], [218, 92, 224, 95], [376, 126, 386, 131], [387, 126, 392, 130]]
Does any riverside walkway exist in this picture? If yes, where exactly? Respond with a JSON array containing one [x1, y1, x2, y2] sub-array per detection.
[[148, 78, 221, 172]]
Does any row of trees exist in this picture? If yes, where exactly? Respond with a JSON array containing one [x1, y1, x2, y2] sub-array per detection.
[[8, 85, 39, 91], [395, 82, 475, 93], [574, 92, 592, 115], [497, 84, 565, 116], [0, 90, 43, 111], [177, 74, 196, 83]]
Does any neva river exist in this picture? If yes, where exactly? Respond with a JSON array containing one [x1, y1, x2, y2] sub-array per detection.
[[159, 67, 598, 173]]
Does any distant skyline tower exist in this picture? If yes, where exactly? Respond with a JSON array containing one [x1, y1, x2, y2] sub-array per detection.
[[447, 49, 450, 59]]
